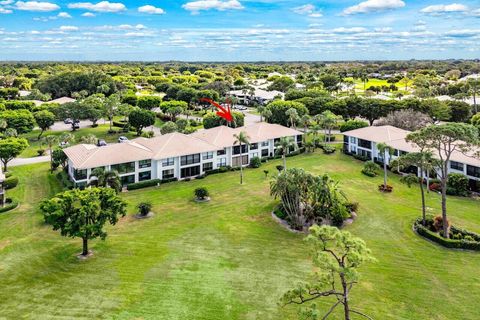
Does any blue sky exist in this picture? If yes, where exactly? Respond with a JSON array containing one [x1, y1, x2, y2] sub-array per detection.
[[0, 0, 479, 61]]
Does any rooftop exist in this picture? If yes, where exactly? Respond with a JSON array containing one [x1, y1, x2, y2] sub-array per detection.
[[65, 122, 303, 169]]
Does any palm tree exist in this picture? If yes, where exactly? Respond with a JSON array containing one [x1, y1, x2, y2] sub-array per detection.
[[376, 143, 395, 191], [361, 73, 369, 93], [300, 114, 311, 133], [88, 168, 122, 193], [285, 108, 299, 128], [42, 135, 58, 172], [261, 109, 272, 123], [316, 111, 341, 143], [233, 131, 250, 184], [257, 105, 265, 122], [275, 137, 297, 171], [391, 151, 437, 226]]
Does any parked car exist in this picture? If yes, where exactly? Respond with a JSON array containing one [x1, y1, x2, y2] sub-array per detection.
[[72, 122, 80, 130], [64, 118, 72, 124], [118, 136, 129, 143], [97, 139, 107, 147], [59, 141, 69, 148], [236, 106, 248, 111]]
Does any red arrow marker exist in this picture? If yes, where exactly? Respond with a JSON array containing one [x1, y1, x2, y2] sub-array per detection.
[[199, 98, 233, 122]]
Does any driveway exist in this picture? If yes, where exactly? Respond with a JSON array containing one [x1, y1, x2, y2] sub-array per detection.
[[11, 156, 50, 167]]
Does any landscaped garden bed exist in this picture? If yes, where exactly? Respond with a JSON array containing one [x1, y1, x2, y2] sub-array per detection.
[[414, 216, 480, 251]]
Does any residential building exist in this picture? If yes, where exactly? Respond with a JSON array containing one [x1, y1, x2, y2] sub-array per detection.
[[63, 123, 303, 188], [343, 125, 480, 191], [228, 88, 284, 105]]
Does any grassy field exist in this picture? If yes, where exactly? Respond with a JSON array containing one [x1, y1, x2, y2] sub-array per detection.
[[1, 151, 480, 319], [344, 77, 413, 93]]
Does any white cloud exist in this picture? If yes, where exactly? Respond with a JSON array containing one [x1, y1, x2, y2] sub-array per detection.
[[421, 3, 468, 14], [293, 4, 322, 18], [81, 11, 95, 16], [58, 12, 72, 18], [182, 0, 243, 13], [59, 25, 79, 31], [0, 0, 13, 4], [332, 27, 368, 34], [445, 29, 480, 37], [15, 1, 60, 11], [138, 5, 165, 14], [68, 1, 126, 13], [342, 0, 405, 15], [0, 7, 12, 13]]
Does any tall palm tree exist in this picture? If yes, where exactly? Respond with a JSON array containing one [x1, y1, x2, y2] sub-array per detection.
[[42, 135, 58, 172], [391, 151, 437, 226], [276, 137, 297, 171], [233, 131, 250, 185], [285, 108, 299, 129], [300, 114, 311, 133], [89, 168, 122, 193], [257, 105, 265, 122], [376, 143, 395, 191]]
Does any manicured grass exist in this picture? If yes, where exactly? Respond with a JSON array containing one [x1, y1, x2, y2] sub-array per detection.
[[1, 152, 480, 319], [19, 124, 138, 158], [344, 77, 413, 94]]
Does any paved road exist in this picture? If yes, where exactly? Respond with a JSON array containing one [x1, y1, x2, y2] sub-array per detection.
[[11, 155, 50, 167]]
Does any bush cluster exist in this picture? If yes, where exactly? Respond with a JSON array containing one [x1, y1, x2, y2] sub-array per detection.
[[0, 199, 18, 213], [127, 178, 178, 190], [414, 217, 480, 251]]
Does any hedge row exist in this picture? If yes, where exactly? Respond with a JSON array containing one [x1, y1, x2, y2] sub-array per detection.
[[126, 177, 178, 191], [414, 222, 480, 251], [0, 200, 19, 213], [4, 176, 18, 189]]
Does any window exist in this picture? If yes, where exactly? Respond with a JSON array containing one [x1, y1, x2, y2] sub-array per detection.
[[467, 165, 480, 178], [162, 158, 174, 166], [138, 171, 151, 181], [251, 152, 258, 158], [296, 135, 302, 143], [233, 145, 248, 155], [217, 148, 226, 156], [181, 165, 200, 178], [162, 169, 174, 179], [350, 137, 357, 144], [217, 158, 227, 167], [181, 154, 200, 166], [139, 159, 151, 169], [120, 175, 135, 185], [358, 139, 371, 149], [450, 161, 464, 171], [261, 149, 269, 157], [203, 162, 213, 171], [111, 162, 135, 174], [261, 141, 269, 147], [74, 169, 87, 180], [250, 143, 258, 150], [203, 152, 213, 160], [232, 155, 248, 167], [394, 149, 399, 156]]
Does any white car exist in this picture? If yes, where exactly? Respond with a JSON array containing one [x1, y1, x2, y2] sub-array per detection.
[[118, 136, 129, 143]]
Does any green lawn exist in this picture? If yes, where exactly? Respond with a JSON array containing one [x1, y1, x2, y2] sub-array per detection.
[[19, 124, 139, 158], [344, 77, 413, 94], [1, 151, 480, 319]]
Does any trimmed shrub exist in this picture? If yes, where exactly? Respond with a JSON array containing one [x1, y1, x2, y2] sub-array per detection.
[[414, 218, 480, 251], [0, 199, 19, 213], [362, 161, 379, 177], [127, 179, 161, 190], [56, 171, 74, 189], [4, 176, 19, 189], [37, 149, 46, 156], [276, 165, 284, 172], [250, 156, 261, 168], [378, 184, 393, 192], [137, 202, 152, 216], [429, 182, 441, 192], [447, 173, 469, 196], [194, 187, 209, 200], [345, 201, 359, 213], [322, 145, 336, 154]]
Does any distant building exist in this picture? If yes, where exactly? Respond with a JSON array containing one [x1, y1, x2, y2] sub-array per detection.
[[64, 122, 303, 188], [343, 125, 480, 191], [228, 88, 284, 105]]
